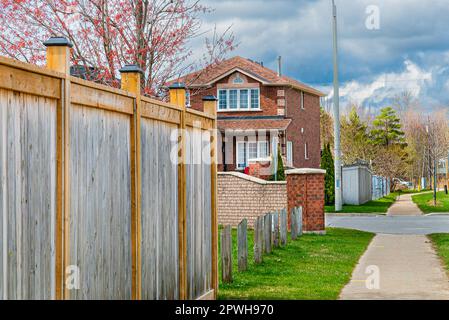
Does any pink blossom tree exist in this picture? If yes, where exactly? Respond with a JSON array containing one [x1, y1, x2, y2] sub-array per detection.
[[0, 0, 235, 96]]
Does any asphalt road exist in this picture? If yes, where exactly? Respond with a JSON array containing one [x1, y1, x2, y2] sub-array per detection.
[[326, 215, 449, 235]]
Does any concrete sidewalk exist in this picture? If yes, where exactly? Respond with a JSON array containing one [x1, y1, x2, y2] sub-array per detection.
[[340, 234, 449, 300], [387, 193, 423, 216]]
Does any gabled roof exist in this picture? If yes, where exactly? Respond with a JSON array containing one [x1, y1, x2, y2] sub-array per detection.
[[171, 56, 326, 97]]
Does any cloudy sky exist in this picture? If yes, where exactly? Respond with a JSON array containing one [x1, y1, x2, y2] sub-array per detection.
[[194, 0, 449, 114]]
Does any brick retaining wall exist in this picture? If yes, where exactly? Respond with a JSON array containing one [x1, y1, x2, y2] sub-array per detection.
[[217, 172, 287, 228]]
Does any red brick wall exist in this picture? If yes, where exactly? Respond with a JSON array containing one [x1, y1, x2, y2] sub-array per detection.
[[218, 172, 287, 228], [286, 172, 325, 232], [285, 88, 321, 169]]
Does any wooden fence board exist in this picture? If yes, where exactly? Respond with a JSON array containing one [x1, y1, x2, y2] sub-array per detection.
[[0, 90, 56, 299], [221, 226, 232, 284], [280, 209, 287, 246], [141, 119, 179, 299], [297, 207, 303, 236], [272, 212, 279, 248], [291, 208, 298, 241], [253, 217, 263, 264], [237, 219, 248, 272], [264, 214, 272, 254], [69, 105, 132, 299]]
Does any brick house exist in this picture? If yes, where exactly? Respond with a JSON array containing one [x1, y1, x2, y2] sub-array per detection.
[[174, 56, 325, 172]]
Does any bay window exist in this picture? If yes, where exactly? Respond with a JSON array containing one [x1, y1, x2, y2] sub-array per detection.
[[217, 88, 260, 111]]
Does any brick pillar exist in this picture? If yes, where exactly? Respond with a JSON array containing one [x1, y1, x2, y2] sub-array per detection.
[[286, 168, 326, 234]]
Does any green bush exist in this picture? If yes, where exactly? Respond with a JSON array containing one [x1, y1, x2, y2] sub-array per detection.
[[321, 143, 335, 205]]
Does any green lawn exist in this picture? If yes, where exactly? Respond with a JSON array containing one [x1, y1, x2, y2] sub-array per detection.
[[325, 193, 398, 214], [412, 191, 449, 213], [218, 228, 374, 300], [429, 234, 449, 274]]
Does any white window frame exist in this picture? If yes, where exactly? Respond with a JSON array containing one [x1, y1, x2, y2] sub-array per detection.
[[287, 141, 293, 166], [236, 140, 270, 169], [217, 88, 260, 111]]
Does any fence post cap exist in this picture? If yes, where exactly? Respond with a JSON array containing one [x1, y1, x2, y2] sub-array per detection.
[[119, 64, 143, 74], [168, 82, 186, 89], [202, 95, 218, 101], [43, 37, 73, 48]]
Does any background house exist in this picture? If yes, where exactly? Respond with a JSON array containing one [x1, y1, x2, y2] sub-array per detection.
[[175, 56, 325, 172]]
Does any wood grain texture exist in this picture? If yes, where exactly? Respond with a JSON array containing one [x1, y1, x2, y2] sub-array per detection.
[[185, 127, 212, 299], [272, 212, 279, 248], [280, 209, 287, 246], [69, 105, 132, 299], [0, 90, 57, 300], [263, 214, 272, 254], [220, 226, 232, 284], [237, 219, 248, 272], [253, 217, 263, 264], [140, 119, 179, 300], [291, 208, 298, 241]]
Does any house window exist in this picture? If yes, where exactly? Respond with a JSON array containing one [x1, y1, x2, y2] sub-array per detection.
[[304, 143, 309, 160], [236, 140, 270, 169], [300, 91, 305, 109], [251, 89, 260, 109], [248, 142, 258, 160], [237, 142, 247, 169], [259, 141, 269, 158], [287, 141, 293, 166], [240, 90, 249, 109], [218, 90, 227, 110], [217, 88, 260, 111]]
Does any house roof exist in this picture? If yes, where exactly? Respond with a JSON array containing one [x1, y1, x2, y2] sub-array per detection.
[[171, 56, 326, 97], [218, 118, 292, 131]]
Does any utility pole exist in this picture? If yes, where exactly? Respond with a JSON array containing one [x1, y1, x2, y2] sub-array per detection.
[[332, 0, 342, 211]]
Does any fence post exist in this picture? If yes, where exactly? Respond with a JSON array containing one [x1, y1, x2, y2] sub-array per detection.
[[280, 209, 287, 246], [120, 65, 143, 300], [237, 219, 248, 272], [169, 83, 187, 299], [221, 226, 233, 283], [44, 36, 72, 300], [291, 208, 298, 240], [254, 217, 263, 264], [297, 206, 303, 236], [264, 213, 272, 254], [203, 96, 218, 298], [272, 211, 279, 248]]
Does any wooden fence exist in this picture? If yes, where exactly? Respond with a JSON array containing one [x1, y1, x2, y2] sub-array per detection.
[[0, 38, 217, 300], [221, 207, 303, 284]]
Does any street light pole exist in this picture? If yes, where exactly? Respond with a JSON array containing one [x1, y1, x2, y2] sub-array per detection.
[[332, 0, 342, 211]]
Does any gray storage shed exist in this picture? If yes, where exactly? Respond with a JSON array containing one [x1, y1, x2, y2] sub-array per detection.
[[342, 164, 373, 205]]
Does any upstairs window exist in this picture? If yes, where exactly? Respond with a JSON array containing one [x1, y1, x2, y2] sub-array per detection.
[[217, 88, 260, 111]]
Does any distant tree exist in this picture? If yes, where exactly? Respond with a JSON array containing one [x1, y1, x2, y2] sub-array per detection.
[[270, 146, 285, 181], [321, 143, 335, 205], [341, 107, 372, 165], [320, 107, 334, 150], [370, 107, 406, 147]]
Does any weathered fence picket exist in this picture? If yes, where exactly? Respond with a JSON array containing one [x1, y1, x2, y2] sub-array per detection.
[[254, 216, 264, 264], [280, 209, 287, 246], [291, 208, 298, 240], [237, 219, 248, 272], [264, 214, 272, 254], [297, 207, 303, 236], [272, 212, 279, 248], [221, 226, 233, 283]]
